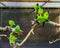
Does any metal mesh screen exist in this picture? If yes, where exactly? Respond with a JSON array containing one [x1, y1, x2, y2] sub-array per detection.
[[0, 8, 60, 48]]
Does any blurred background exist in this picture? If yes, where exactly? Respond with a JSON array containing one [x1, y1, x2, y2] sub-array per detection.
[[0, 0, 60, 48]]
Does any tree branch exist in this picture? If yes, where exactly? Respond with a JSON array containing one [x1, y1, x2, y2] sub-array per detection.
[[48, 21, 60, 27], [16, 23, 38, 46]]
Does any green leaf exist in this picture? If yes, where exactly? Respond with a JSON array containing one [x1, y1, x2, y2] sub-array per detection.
[[15, 25, 21, 33], [43, 11, 49, 19], [38, 8, 43, 14], [9, 20, 15, 26]]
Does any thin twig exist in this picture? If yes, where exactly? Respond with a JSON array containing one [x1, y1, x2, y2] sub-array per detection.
[[48, 21, 60, 27], [17, 23, 38, 46], [0, 34, 7, 37]]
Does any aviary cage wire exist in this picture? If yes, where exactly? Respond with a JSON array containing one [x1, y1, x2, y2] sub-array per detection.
[[0, 2, 60, 48]]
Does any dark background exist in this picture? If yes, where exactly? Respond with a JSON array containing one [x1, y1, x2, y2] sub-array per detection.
[[0, 8, 60, 48]]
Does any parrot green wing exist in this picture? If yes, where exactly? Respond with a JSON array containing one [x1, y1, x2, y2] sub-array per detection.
[[9, 20, 15, 26], [15, 25, 21, 34], [9, 34, 17, 42], [43, 11, 49, 19], [36, 16, 46, 23], [38, 7, 43, 14]]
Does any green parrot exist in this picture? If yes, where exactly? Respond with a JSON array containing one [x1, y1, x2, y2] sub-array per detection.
[[34, 3, 40, 12], [38, 7, 43, 14], [15, 25, 21, 34], [9, 34, 17, 42], [37, 15, 46, 23], [43, 11, 49, 19], [36, 11, 49, 23], [9, 20, 16, 27], [34, 3, 43, 14]]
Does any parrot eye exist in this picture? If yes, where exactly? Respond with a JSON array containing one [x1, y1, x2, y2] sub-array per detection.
[[37, 3, 39, 6]]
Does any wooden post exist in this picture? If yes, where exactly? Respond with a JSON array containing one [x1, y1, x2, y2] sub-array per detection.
[[58, 15, 60, 30]]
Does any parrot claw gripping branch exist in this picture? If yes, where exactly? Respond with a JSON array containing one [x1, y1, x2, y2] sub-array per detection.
[[0, 3, 60, 48]]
